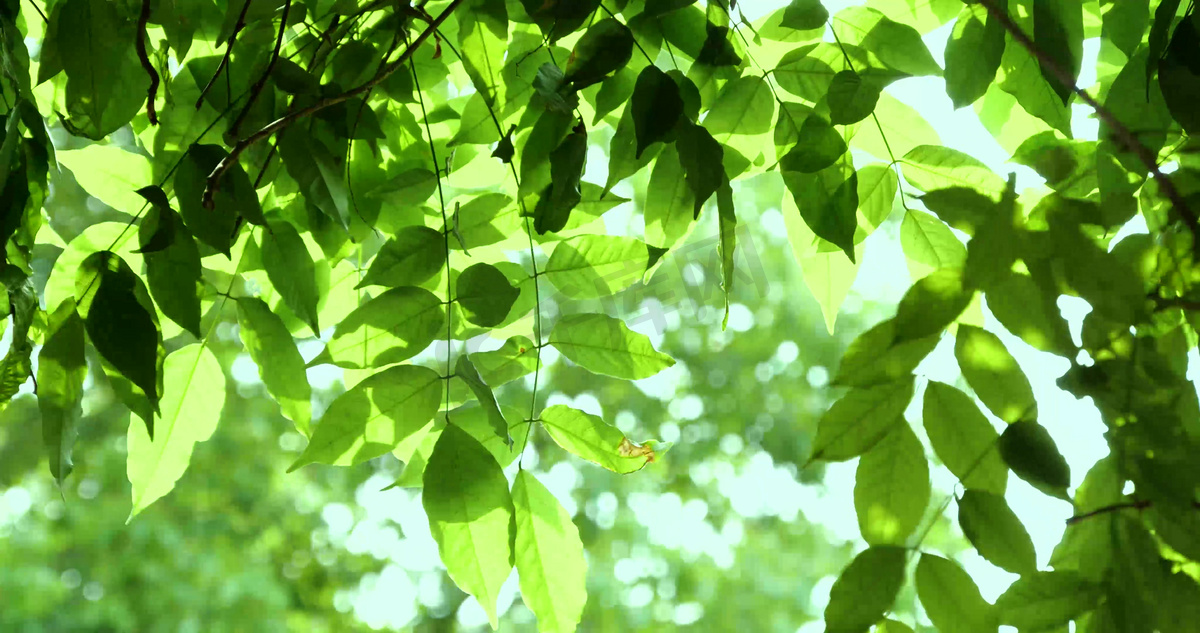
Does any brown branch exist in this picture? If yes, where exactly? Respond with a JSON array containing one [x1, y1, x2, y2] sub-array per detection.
[[977, 0, 1200, 246], [1154, 295, 1200, 312], [196, 0, 253, 110], [1066, 499, 1200, 524], [135, 0, 159, 125], [202, 0, 466, 209], [230, 0, 292, 138]]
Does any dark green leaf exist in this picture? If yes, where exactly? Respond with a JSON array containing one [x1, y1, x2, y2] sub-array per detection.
[[454, 355, 509, 447], [922, 381, 1008, 494], [823, 546, 907, 633], [916, 554, 998, 633], [998, 421, 1071, 500], [173, 144, 255, 255], [357, 225, 446, 289], [958, 490, 1037, 575], [37, 299, 86, 485], [810, 378, 914, 462], [631, 65, 684, 159], [781, 0, 829, 30], [1147, 0, 1181, 90], [278, 127, 352, 229], [1032, 0, 1084, 105], [996, 571, 1102, 631], [675, 120, 725, 218], [826, 70, 881, 125], [780, 115, 848, 173], [139, 205, 203, 337], [261, 221, 321, 337], [457, 263, 520, 328], [564, 18, 634, 89], [944, 1, 1007, 108], [58, 0, 149, 139], [533, 127, 588, 234]]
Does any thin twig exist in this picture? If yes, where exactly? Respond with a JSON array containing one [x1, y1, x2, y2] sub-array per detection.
[[202, 0, 465, 209], [135, 0, 159, 125], [197, 0, 253, 109], [1065, 500, 1152, 524], [977, 0, 1200, 246], [1154, 295, 1200, 312], [26, 0, 47, 23], [230, 0, 292, 138]]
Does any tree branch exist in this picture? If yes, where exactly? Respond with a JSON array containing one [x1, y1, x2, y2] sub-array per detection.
[[202, 0, 466, 210], [229, 0, 292, 138], [196, 0, 253, 110], [977, 0, 1200, 245], [135, 0, 159, 125], [1066, 499, 1200, 524]]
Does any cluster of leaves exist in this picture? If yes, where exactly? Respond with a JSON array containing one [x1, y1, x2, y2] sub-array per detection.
[[4, 0, 1200, 629]]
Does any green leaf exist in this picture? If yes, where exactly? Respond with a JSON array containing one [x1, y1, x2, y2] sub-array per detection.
[[544, 235, 650, 299], [565, 18, 634, 89], [278, 127, 352, 229], [37, 299, 86, 485], [139, 204, 203, 337], [998, 420, 1071, 500], [541, 404, 665, 473], [944, 1, 1007, 108], [955, 325, 1037, 423], [512, 470, 588, 633], [236, 297, 312, 434], [262, 221, 321, 337], [915, 554, 998, 633], [675, 120, 725, 218], [894, 267, 973, 341], [173, 144, 254, 256], [957, 490, 1037, 575], [854, 423, 929, 545], [127, 344, 224, 519], [900, 145, 1007, 198], [290, 364, 442, 469], [470, 336, 539, 386], [782, 0, 829, 30], [997, 33, 1072, 135], [856, 164, 899, 233], [823, 546, 907, 633], [810, 378, 914, 462], [324, 286, 445, 369], [1101, 0, 1149, 58], [703, 75, 776, 136], [780, 115, 848, 174], [875, 621, 915, 633], [456, 263, 520, 328], [458, 0, 508, 104], [631, 65, 684, 159], [900, 209, 965, 271], [521, 109, 574, 197], [1032, 0, 1083, 105], [717, 177, 736, 327], [833, 319, 939, 388], [533, 126, 588, 234], [785, 167, 858, 262], [774, 42, 906, 102], [75, 251, 164, 417], [827, 70, 882, 125], [454, 355, 509, 447], [451, 194, 517, 250], [922, 381, 1008, 495], [548, 313, 675, 380], [832, 6, 942, 77], [643, 143, 696, 249], [58, 0, 148, 139], [57, 145, 151, 213], [996, 571, 1102, 631], [986, 271, 1076, 356], [422, 423, 514, 629], [357, 225, 446, 289], [1147, 0, 1182, 89]]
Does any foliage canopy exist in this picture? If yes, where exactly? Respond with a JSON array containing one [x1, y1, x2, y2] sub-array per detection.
[[4, 0, 1200, 630]]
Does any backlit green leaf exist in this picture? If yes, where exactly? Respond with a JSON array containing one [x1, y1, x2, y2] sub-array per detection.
[[548, 313, 675, 380], [1032, 0, 1084, 105], [469, 336, 539, 386], [854, 423, 929, 545], [900, 145, 1007, 198], [958, 490, 1037, 575], [703, 75, 775, 136], [513, 470, 588, 633], [454, 354, 509, 446], [357, 225, 446, 289], [996, 571, 1101, 631], [644, 143, 696, 250], [916, 554, 998, 633], [37, 300, 87, 485], [457, 263, 520, 328], [833, 319, 939, 388], [236, 297, 312, 434], [955, 325, 1037, 423], [262, 221, 321, 337], [944, 1, 1007, 108], [541, 404, 663, 473], [832, 6, 942, 77], [922, 381, 1008, 495], [323, 286, 444, 369], [998, 420, 1071, 500], [811, 378, 914, 462], [824, 546, 907, 633], [544, 235, 650, 299]]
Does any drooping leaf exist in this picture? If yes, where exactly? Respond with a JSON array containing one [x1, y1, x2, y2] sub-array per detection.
[[457, 263, 520, 328], [955, 325, 1037, 423], [236, 297, 312, 434], [548, 313, 675, 380], [540, 404, 664, 473], [922, 381, 1008, 495], [998, 420, 1071, 500], [512, 470, 588, 633], [944, 1, 1007, 108], [36, 300, 87, 485], [533, 126, 588, 234], [564, 18, 634, 89], [854, 423, 930, 545], [1032, 0, 1084, 105], [127, 344, 224, 519], [323, 286, 444, 369], [138, 203, 203, 337], [454, 354, 509, 447], [823, 546, 907, 633], [261, 221, 321, 337], [957, 490, 1037, 575], [631, 65, 684, 159], [290, 364, 442, 469], [675, 120, 725, 218], [422, 423, 514, 629], [643, 143, 696, 250], [357, 225, 446, 289], [915, 554, 998, 633], [810, 378, 914, 462]]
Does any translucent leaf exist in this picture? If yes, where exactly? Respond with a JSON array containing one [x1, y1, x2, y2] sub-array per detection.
[[900, 145, 1007, 198], [774, 42, 906, 101], [323, 286, 444, 369], [995, 571, 1102, 630], [850, 92, 941, 161], [127, 344, 224, 518], [513, 470, 587, 632], [703, 75, 776, 136], [236, 297, 312, 434], [544, 235, 650, 299], [675, 120, 724, 218], [278, 127, 351, 229], [900, 210, 965, 275], [997, 33, 1072, 135], [958, 490, 1037, 575], [458, 0, 508, 104], [540, 404, 665, 473], [607, 104, 661, 192], [470, 336, 539, 386], [564, 18, 633, 89], [833, 319, 939, 387], [290, 364, 442, 469], [57, 0, 148, 139], [422, 423, 514, 629], [915, 554, 998, 633], [865, 0, 960, 33], [955, 325, 1037, 423], [139, 204, 203, 337], [823, 546, 907, 633], [357, 225, 446, 289], [454, 355, 508, 446], [985, 271, 1076, 356], [832, 6, 942, 77], [854, 423, 930, 545], [893, 267, 973, 341], [944, 2, 1007, 108], [262, 221, 321, 337], [457, 263, 520, 328], [827, 70, 882, 125], [75, 251, 164, 417], [644, 143, 696, 250], [922, 381, 1008, 495], [37, 300, 86, 485], [998, 420, 1071, 500], [780, 116, 848, 174], [1032, 0, 1084, 105], [548, 313, 675, 380], [781, 0, 829, 30], [57, 145, 151, 212], [811, 378, 914, 462], [452, 193, 517, 251]]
